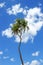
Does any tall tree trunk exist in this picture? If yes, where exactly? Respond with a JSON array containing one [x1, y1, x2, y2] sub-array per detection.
[[18, 35, 24, 65]]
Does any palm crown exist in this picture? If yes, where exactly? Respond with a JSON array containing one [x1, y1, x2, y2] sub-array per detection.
[[11, 19, 29, 35]]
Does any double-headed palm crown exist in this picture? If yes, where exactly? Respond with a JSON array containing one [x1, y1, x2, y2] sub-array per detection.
[[11, 19, 29, 35]]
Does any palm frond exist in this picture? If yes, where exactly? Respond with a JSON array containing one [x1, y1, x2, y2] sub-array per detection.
[[11, 18, 29, 35]]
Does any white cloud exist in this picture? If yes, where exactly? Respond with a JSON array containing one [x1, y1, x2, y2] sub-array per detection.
[[2, 28, 13, 38], [3, 56, 9, 59], [32, 51, 40, 56], [7, 3, 28, 15], [24, 60, 40, 65], [0, 51, 3, 55], [30, 60, 40, 65], [2, 7, 43, 43], [23, 9, 27, 15], [10, 58, 15, 62], [24, 7, 43, 42], [25, 7, 43, 23], [15, 30, 29, 43], [10, 23, 13, 27], [7, 4, 23, 15], [0, 2, 5, 8], [24, 62, 29, 65]]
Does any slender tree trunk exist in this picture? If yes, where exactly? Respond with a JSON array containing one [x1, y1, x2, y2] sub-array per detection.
[[18, 35, 24, 65]]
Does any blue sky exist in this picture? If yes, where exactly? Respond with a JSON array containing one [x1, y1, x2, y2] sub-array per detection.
[[0, 0, 43, 65]]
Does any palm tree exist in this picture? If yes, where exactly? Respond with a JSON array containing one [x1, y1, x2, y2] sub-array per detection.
[[11, 19, 29, 65]]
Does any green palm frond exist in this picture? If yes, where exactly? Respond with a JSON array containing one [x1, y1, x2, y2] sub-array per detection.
[[11, 18, 29, 35], [12, 23, 19, 34]]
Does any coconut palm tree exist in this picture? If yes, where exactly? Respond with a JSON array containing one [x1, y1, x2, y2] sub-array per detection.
[[11, 19, 29, 65]]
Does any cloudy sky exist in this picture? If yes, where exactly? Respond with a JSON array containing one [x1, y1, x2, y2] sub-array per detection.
[[0, 0, 43, 65]]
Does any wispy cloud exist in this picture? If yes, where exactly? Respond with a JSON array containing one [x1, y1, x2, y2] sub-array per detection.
[[0, 49, 15, 62], [0, 51, 3, 55], [3, 56, 15, 62], [38, 3, 42, 7], [40, 59, 43, 63], [10, 58, 15, 62], [32, 51, 40, 56], [3, 56, 9, 59], [0, 2, 5, 8]]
